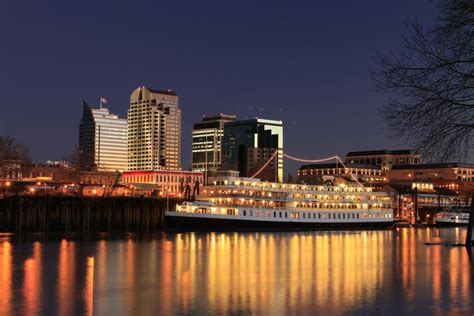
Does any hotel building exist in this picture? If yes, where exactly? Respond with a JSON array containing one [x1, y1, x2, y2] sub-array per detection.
[[127, 86, 181, 171], [222, 118, 283, 182], [79, 101, 128, 172], [345, 150, 421, 170], [192, 114, 236, 172]]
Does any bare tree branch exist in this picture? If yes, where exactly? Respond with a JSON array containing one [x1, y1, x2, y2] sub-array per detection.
[[373, 0, 474, 161]]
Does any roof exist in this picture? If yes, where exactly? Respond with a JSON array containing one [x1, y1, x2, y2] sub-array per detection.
[[225, 118, 283, 127], [193, 114, 237, 129], [299, 163, 381, 170], [201, 114, 237, 122], [391, 163, 474, 170], [147, 87, 177, 96], [346, 149, 418, 157]]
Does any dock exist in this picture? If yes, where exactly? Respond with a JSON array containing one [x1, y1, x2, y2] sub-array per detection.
[[0, 195, 179, 233]]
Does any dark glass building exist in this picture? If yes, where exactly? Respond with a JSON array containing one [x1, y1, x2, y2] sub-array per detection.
[[222, 118, 283, 182]]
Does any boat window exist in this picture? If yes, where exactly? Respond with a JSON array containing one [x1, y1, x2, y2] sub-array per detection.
[[303, 213, 305, 219], [279, 212, 282, 218], [274, 211, 276, 217], [243, 210, 246, 216], [285, 212, 288, 218], [250, 210, 253, 216], [318, 213, 321, 219], [357, 213, 359, 219]]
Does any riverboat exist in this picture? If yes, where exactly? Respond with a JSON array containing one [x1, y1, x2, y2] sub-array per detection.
[[165, 176, 394, 230]]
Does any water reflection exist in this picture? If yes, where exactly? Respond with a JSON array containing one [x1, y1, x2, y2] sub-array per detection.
[[0, 229, 472, 315]]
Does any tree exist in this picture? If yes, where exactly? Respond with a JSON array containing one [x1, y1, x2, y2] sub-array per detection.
[[0, 136, 31, 178], [373, 0, 474, 161], [63, 146, 89, 183]]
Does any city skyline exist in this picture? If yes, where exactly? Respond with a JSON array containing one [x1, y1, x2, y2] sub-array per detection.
[[1, 1, 439, 174]]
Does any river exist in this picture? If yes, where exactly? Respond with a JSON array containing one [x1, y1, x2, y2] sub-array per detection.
[[0, 228, 472, 315]]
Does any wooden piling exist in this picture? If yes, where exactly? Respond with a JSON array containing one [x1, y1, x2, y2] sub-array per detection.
[[465, 193, 474, 247]]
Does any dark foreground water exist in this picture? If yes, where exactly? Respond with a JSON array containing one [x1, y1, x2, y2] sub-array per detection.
[[0, 228, 473, 315]]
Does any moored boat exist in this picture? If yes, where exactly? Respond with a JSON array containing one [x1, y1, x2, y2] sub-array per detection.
[[165, 176, 395, 231], [435, 207, 470, 227]]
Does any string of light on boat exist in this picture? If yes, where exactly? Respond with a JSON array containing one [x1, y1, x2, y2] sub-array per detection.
[[250, 152, 363, 186]]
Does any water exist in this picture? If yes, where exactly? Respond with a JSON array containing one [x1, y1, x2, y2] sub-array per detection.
[[0, 228, 473, 315]]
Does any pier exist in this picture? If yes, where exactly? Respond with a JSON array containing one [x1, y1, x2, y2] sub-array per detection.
[[0, 195, 179, 233]]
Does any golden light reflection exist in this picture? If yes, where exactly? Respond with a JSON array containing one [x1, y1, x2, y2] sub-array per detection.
[[58, 239, 75, 316], [23, 241, 42, 315], [0, 242, 12, 315], [0, 228, 472, 315], [85, 256, 94, 316]]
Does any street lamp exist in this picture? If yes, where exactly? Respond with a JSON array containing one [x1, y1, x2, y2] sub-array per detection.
[[5, 181, 11, 196]]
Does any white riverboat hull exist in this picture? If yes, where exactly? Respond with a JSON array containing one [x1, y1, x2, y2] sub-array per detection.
[[165, 210, 394, 231]]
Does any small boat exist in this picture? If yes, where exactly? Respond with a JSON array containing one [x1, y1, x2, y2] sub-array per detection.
[[435, 207, 471, 227]]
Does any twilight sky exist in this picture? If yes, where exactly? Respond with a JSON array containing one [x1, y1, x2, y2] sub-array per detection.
[[1, 0, 437, 173]]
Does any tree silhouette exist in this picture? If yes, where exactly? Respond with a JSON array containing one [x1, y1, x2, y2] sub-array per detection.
[[373, 0, 473, 161]]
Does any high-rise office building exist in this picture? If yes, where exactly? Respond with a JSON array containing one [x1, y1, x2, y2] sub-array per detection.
[[127, 86, 181, 171], [222, 118, 283, 182], [79, 101, 128, 172], [192, 114, 236, 172]]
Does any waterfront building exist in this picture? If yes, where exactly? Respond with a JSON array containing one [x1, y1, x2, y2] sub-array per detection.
[[298, 163, 385, 185], [127, 86, 181, 171], [122, 170, 203, 196], [222, 118, 283, 182], [0, 160, 22, 180], [385, 163, 474, 195], [385, 182, 458, 223], [79, 101, 128, 172], [345, 150, 421, 170], [192, 114, 236, 173]]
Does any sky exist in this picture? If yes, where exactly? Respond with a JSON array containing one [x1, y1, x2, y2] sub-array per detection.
[[1, 0, 438, 174]]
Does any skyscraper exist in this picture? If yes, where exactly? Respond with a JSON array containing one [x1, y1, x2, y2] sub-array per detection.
[[192, 114, 236, 172], [222, 118, 283, 182], [79, 100, 128, 172], [127, 86, 181, 171]]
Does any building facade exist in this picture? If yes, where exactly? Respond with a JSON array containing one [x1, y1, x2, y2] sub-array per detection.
[[222, 118, 283, 182], [345, 150, 421, 170], [127, 86, 181, 171], [122, 170, 203, 196], [386, 163, 474, 195], [79, 101, 128, 172], [298, 163, 385, 185], [192, 114, 236, 172]]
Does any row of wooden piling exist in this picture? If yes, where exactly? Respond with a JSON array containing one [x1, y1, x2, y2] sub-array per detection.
[[0, 195, 178, 233]]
